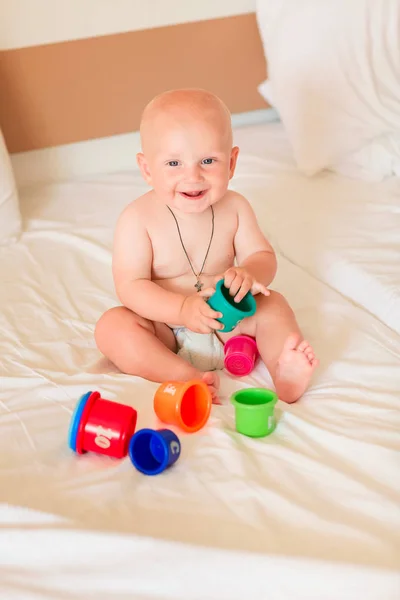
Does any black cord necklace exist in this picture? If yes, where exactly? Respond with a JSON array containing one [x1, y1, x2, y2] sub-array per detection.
[[166, 204, 214, 292]]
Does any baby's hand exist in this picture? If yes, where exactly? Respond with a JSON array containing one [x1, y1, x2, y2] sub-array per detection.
[[179, 295, 223, 334], [203, 267, 270, 303]]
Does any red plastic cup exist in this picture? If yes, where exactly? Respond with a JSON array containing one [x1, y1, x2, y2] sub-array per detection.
[[224, 335, 258, 376], [68, 391, 137, 458]]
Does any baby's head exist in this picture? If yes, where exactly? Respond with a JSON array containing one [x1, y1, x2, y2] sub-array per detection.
[[137, 89, 239, 213]]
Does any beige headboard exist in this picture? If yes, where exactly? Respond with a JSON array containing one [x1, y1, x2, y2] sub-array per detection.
[[0, 13, 268, 154]]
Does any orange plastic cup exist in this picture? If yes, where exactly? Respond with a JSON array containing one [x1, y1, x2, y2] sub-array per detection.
[[154, 379, 212, 433]]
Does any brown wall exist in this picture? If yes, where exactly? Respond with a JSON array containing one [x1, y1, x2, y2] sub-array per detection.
[[0, 13, 268, 154]]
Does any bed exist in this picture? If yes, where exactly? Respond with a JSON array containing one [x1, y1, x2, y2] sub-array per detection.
[[1, 120, 399, 599]]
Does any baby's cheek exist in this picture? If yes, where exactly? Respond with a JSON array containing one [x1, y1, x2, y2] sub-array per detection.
[[163, 173, 180, 191], [156, 174, 175, 193], [215, 177, 229, 195], [215, 168, 230, 184]]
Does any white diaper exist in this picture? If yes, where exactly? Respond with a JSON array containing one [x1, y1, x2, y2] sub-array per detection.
[[173, 327, 225, 372]]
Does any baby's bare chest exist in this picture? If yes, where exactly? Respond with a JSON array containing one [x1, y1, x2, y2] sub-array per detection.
[[149, 211, 236, 279]]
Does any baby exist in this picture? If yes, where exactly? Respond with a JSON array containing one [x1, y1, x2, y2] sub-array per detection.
[[95, 89, 318, 403]]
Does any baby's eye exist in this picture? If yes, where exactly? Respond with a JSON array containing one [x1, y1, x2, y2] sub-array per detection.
[[202, 158, 215, 165], [167, 160, 179, 167]]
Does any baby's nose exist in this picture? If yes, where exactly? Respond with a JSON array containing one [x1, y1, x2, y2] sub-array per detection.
[[184, 164, 204, 182]]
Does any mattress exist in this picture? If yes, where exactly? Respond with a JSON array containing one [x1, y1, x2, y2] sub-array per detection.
[[1, 122, 399, 599]]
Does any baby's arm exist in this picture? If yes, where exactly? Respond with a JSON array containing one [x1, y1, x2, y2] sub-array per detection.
[[112, 202, 185, 325], [233, 194, 277, 286]]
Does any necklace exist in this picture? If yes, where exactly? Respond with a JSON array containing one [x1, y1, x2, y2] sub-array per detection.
[[166, 204, 214, 292]]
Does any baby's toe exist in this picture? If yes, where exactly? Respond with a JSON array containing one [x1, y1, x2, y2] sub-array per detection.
[[297, 340, 309, 353], [305, 349, 315, 361]]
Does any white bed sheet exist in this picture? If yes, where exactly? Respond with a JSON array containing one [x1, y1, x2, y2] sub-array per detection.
[[1, 122, 399, 599], [232, 123, 400, 335]]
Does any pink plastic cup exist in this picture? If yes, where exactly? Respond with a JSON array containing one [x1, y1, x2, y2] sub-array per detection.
[[224, 335, 258, 376]]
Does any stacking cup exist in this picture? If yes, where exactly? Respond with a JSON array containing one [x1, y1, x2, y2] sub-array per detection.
[[154, 379, 211, 433], [68, 391, 137, 457], [230, 388, 277, 437], [128, 428, 181, 475], [224, 335, 258, 376], [207, 279, 257, 332]]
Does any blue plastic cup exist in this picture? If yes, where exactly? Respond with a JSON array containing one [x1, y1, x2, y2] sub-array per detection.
[[128, 428, 181, 475]]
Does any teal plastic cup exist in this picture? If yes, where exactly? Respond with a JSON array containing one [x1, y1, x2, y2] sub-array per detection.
[[207, 279, 257, 332], [231, 388, 278, 437]]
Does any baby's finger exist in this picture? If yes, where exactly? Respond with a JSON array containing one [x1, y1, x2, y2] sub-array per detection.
[[201, 303, 223, 320], [228, 274, 245, 298], [223, 268, 237, 289], [234, 279, 252, 303], [252, 281, 270, 296], [203, 317, 224, 331], [212, 273, 225, 286], [199, 286, 215, 298]]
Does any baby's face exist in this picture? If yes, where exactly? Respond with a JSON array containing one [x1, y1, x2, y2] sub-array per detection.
[[138, 114, 238, 214]]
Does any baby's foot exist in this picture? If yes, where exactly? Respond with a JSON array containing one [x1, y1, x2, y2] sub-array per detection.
[[274, 334, 319, 404], [201, 371, 221, 404]]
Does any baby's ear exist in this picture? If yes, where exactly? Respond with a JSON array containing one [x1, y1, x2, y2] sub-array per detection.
[[136, 153, 152, 185], [229, 146, 240, 179]]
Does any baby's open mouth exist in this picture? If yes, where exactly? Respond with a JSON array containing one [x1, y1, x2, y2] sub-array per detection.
[[179, 190, 206, 198]]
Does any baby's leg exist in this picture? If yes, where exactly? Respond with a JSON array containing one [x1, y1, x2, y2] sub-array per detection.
[[95, 307, 219, 400], [233, 292, 318, 403]]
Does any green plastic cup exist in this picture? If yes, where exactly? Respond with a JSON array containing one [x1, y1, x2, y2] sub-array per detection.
[[207, 279, 257, 332], [231, 388, 278, 437]]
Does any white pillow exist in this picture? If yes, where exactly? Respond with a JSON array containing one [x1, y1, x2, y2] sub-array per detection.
[[256, 0, 400, 178], [332, 132, 400, 182], [0, 129, 22, 245]]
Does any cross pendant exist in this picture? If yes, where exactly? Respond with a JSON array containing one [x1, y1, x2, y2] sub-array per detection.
[[194, 279, 203, 292]]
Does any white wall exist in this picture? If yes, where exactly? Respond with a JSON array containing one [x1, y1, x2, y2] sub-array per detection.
[[0, 0, 256, 50]]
